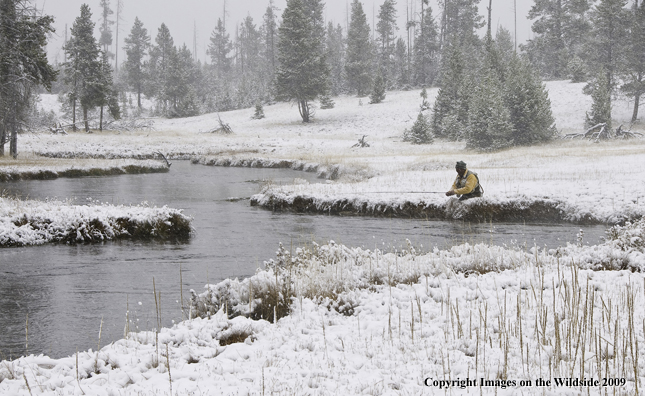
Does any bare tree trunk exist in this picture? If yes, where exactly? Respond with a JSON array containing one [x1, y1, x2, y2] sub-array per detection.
[[100, 105, 104, 131], [633, 93, 641, 123], [298, 99, 310, 123], [10, 124, 17, 159], [72, 98, 77, 131], [632, 72, 643, 123], [83, 106, 89, 132], [0, 124, 5, 156]]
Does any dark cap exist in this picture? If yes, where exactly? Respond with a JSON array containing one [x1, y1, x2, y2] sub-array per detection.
[[456, 161, 467, 169]]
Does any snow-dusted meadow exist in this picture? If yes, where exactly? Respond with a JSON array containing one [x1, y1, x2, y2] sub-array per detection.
[[0, 81, 644, 394]]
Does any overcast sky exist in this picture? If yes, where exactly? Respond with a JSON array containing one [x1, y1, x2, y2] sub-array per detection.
[[35, 0, 533, 65]]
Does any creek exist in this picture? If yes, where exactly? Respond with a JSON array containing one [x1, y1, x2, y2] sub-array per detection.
[[0, 161, 607, 358]]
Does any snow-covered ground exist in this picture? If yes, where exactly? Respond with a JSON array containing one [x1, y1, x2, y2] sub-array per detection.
[[0, 81, 643, 394], [0, 196, 191, 246]]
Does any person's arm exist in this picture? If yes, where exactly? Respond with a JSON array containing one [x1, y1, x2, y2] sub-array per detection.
[[453, 174, 477, 195], [446, 179, 458, 196]]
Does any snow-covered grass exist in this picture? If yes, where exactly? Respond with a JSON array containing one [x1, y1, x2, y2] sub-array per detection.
[[0, 196, 191, 246], [1, 219, 643, 395]]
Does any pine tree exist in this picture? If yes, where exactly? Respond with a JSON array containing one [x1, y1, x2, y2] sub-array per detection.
[[345, 0, 373, 96], [326, 22, 345, 96], [0, 0, 56, 157], [522, 0, 592, 79], [64, 4, 104, 132], [585, 69, 612, 131], [419, 87, 430, 110], [431, 44, 472, 140], [413, 5, 439, 87], [124, 17, 150, 109], [393, 38, 409, 88], [236, 16, 264, 108], [504, 55, 557, 145], [252, 102, 265, 119], [262, 1, 279, 85], [166, 45, 198, 118], [207, 18, 233, 79], [440, 0, 484, 52], [369, 72, 386, 104], [147, 23, 174, 113], [467, 70, 513, 150], [621, 0, 645, 122], [275, 0, 329, 122], [96, 56, 120, 129], [376, 0, 398, 87], [403, 112, 433, 144], [98, 0, 114, 59], [319, 94, 335, 109], [583, 0, 628, 129], [586, 0, 629, 91]]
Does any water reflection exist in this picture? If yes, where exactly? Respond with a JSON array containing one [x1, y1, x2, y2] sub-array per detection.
[[0, 161, 607, 358]]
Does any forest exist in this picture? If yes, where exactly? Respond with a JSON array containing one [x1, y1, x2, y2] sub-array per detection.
[[1, 0, 645, 155]]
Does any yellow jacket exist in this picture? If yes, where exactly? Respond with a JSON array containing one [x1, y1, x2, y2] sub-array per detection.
[[451, 170, 479, 195]]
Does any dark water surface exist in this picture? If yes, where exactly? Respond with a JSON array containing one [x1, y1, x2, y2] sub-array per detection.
[[0, 161, 607, 359]]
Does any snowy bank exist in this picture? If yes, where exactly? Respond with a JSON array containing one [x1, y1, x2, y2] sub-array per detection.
[[1, 220, 644, 395], [0, 158, 168, 181], [0, 197, 191, 246]]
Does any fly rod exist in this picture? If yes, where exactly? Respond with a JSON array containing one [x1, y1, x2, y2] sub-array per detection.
[[343, 191, 446, 194]]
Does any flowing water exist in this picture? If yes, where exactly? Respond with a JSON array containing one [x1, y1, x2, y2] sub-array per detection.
[[0, 161, 607, 359]]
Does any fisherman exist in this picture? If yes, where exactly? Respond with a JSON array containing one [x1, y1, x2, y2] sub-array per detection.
[[445, 161, 483, 201]]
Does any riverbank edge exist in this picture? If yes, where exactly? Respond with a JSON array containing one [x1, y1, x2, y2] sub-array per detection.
[[191, 154, 639, 225], [249, 192, 619, 224], [0, 198, 192, 247], [0, 163, 169, 182]]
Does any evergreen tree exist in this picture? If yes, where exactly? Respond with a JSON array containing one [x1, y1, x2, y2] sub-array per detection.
[[440, 0, 484, 52], [369, 72, 386, 104], [96, 56, 120, 129], [504, 55, 557, 145], [345, 0, 373, 96], [98, 0, 114, 58], [376, 0, 398, 86], [583, 0, 629, 129], [431, 44, 471, 139], [0, 0, 57, 157], [326, 22, 346, 96], [393, 38, 408, 88], [274, 0, 329, 122], [262, 1, 279, 85], [585, 69, 612, 131], [64, 4, 104, 132], [586, 0, 629, 92], [207, 18, 233, 79], [319, 94, 335, 109], [403, 112, 433, 144], [467, 70, 513, 150], [147, 23, 174, 113], [522, 0, 592, 79], [621, 0, 645, 122], [124, 17, 150, 109], [252, 102, 265, 119], [166, 44, 198, 118], [413, 5, 439, 86], [419, 87, 430, 110], [236, 16, 264, 107]]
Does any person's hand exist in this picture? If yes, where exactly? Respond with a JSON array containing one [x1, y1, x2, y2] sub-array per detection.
[[446, 190, 455, 196]]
